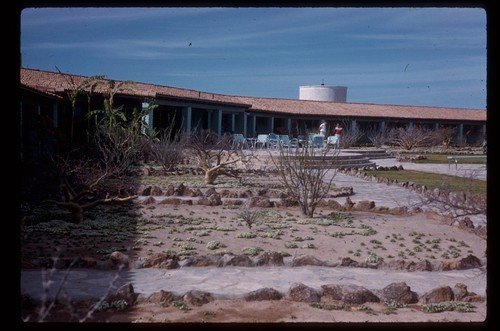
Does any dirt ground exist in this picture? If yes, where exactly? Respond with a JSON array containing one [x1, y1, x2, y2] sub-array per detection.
[[20, 169, 488, 324]]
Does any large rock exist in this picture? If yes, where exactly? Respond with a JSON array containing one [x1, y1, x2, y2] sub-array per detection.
[[379, 282, 418, 304], [321, 284, 380, 304], [287, 283, 321, 303], [420, 285, 454, 304]]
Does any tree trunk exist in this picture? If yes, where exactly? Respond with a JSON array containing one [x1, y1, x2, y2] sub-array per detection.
[[204, 169, 218, 185]]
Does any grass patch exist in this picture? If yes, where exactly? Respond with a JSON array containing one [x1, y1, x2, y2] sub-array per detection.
[[363, 169, 486, 197], [413, 154, 486, 164]]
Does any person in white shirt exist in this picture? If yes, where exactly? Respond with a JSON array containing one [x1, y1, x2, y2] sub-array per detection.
[[319, 120, 327, 136]]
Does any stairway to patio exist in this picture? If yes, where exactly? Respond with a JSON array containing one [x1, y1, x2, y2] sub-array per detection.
[[256, 149, 394, 169]]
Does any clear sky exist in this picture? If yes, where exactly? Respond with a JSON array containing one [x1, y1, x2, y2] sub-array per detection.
[[20, 6, 487, 109]]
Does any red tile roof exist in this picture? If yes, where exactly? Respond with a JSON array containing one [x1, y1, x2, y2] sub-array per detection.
[[20, 67, 486, 122], [232, 96, 486, 121]]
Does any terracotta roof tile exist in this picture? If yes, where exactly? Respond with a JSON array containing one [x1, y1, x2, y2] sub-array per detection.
[[20, 67, 485, 122]]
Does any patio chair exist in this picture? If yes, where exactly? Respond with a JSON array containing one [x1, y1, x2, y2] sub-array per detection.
[[326, 135, 338, 148], [231, 133, 248, 149], [289, 137, 299, 148], [256, 134, 269, 149], [278, 135, 291, 148], [267, 133, 279, 149], [311, 134, 325, 148]]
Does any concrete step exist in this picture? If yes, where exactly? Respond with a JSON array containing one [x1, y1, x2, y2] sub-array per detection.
[[343, 149, 395, 159], [273, 155, 377, 169]]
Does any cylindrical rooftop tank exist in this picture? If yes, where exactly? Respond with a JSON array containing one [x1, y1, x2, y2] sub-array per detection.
[[299, 85, 347, 102]]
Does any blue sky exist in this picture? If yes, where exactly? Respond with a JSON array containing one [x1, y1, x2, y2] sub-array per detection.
[[20, 7, 486, 109]]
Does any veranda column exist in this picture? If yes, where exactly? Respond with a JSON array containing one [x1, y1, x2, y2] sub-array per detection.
[[182, 106, 192, 133], [212, 109, 222, 138], [248, 114, 256, 138], [286, 117, 292, 135], [267, 117, 274, 133], [457, 123, 464, 142]]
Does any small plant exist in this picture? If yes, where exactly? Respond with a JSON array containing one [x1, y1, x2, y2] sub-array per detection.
[[172, 300, 190, 311], [422, 302, 476, 313], [238, 207, 264, 229], [237, 232, 257, 239], [365, 252, 383, 264], [241, 246, 263, 256], [384, 299, 406, 314], [206, 240, 226, 250]]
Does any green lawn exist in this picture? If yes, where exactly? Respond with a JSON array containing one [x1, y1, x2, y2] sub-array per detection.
[[363, 169, 486, 198], [413, 154, 487, 164]]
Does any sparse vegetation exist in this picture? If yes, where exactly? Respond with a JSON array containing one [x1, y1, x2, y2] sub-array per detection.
[[269, 139, 338, 217], [21, 130, 486, 322]]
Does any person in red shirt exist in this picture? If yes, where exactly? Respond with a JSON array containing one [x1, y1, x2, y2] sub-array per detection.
[[334, 123, 343, 148]]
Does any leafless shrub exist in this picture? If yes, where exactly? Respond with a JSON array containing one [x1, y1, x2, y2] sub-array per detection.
[[269, 141, 338, 217], [438, 126, 457, 147], [188, 129, 253, 184], [340, 126, 363, 148], [388, 126, 438, 150], [366, 128, 389, 147], [149, 119, 189, 171], [93, 125, 146, 176], [421, 172, 487, 219]]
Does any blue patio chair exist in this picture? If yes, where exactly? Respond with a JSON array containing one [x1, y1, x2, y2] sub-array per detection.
[[311, 134, 325, 148], [231, 133, 248, 149], [267, 133, 279, 149], [278, 135, 291, 148]]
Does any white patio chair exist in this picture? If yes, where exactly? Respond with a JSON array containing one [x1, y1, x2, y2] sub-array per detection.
[[326, 135, 338, 148], [256, 134, 269, 149]]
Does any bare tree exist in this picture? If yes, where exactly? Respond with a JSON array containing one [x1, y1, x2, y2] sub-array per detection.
[[188, 129, 251, 184], [42, 154, 137, 223], [269, 141, 338, 217]]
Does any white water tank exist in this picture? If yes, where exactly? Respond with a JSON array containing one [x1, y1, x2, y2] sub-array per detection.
[[299, 85, 347, 102]]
